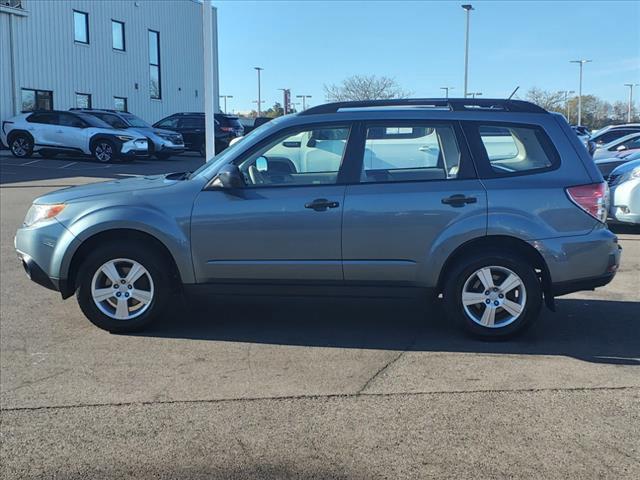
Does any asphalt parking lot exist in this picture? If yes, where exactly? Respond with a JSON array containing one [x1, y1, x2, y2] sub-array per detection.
[[1, 149, 639, 479]]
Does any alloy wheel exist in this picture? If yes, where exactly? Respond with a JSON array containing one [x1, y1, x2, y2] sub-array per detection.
[[11, 137, 30, 157], [95, 143, 113, 162], [90, 258, 154, 320], [461, 266, 527, 328]]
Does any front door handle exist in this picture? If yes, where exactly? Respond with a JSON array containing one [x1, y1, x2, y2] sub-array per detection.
[[441, 194, 477, 207], [305, 198, 340, 212]]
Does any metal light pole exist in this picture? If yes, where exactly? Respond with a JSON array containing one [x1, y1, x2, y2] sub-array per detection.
[[296, 95, 311, 110], [570, 60, 592, 126], [440, 86, 455, 99], [202, 0, 217, 160], [254, 66, 263, 116], [560, 90, 575, 123], [624, 83, 639, 122], [219, 95, 232, 113], [462, 4, 474, 98], [278, 88, 290, 114]]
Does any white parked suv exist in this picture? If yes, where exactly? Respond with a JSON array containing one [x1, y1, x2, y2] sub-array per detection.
[[1, 110, 149, 163]]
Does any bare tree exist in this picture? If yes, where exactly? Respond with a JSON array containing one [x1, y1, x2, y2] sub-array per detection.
[[525, 87, 566, 112], [324, 75, 411, 102]]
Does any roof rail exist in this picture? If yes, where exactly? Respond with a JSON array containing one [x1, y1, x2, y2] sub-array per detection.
[[299, 98, 547, 115]]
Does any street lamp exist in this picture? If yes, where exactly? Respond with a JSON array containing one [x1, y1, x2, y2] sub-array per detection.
[[440, 86, 455, 99], [570, 59, 592, 126], [559, 90, 575, 123], [278, 88, 290, 114], [461, 4, 474, 98], [296, 94, 312, 110], [624, 83, 639, 123], [254, 67, 264, 116], [219, 95, 233, 113]]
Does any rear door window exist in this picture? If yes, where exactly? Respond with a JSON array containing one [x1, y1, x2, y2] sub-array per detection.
[[360, 124, 463, 183], [180, 117, 205, 129], [474, 124, 559, 175]]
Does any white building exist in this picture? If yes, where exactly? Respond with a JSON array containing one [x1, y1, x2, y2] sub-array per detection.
[[0, 0, 219, 124]]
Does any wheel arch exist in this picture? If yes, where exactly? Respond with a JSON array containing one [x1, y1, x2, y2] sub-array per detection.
[[7, 129, 33, 145], [63, 228, 183, 299], [436, 235, 554, 309]]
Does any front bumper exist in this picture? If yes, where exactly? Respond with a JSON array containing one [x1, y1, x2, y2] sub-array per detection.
[[121, 139, 149, 156], [17, 251, 59, 292]]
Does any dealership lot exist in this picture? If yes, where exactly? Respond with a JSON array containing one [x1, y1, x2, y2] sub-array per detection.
[[1, 151, 639, 479]]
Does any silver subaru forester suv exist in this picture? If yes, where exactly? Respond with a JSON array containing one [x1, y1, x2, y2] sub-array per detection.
[[14, 99, 621, 338]]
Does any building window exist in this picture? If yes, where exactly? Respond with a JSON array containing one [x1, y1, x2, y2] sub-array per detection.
[[75, 93, 92, 109], [148, 30, 161, 99], [73, 10, 89, 44], [114, 97, 127, 112], [21, 89, 53, 112], [112, 20, 125, 51]]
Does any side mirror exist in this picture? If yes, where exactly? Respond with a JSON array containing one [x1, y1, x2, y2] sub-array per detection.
[[255, 156, 268, 172], [211, 164, 244, 189]]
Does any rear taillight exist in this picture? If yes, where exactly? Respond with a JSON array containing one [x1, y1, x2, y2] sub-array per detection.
[[566, 182, 609, 223], [220, 126, 233, 132]]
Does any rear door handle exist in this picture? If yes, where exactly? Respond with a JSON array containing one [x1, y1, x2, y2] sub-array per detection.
[[441, 194, 477, 207], [305, 198, 340, 212]]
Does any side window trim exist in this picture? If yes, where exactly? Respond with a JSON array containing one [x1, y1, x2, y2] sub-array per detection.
[[462, 121, 561, 179], [348, 120, 476, 185]]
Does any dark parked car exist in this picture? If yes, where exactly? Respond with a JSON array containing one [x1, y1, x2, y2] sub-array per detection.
[[153, 113, 244, 156], [239, 116, 272, 135]]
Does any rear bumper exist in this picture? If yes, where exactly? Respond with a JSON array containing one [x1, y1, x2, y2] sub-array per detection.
[[532, 227, 621, 295]]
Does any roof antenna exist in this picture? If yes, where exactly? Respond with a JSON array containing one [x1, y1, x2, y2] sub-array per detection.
[[508, 86, 520, 100]]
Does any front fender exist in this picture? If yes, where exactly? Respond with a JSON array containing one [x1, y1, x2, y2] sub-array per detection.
[[57, 205, 195, 284]]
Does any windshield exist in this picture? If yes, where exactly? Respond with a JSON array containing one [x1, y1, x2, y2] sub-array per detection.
[[75, 113, 113, 129], [121, 113, 150, 128]]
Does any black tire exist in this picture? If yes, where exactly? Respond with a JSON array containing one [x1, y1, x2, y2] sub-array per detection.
[[155, 152, 173, 161], [443, 250, 542, 339], [75, 244, 169, 333], [91, 139, 117, 163], [9, 133, 34, 158], [38, 150, 58, 158]]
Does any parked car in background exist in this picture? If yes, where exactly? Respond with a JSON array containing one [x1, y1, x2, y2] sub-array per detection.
[[239, 116, 273, 135], [588, 124, 640, 154], [1, 110, 148, 163], [592, 132, 640, 159], [14, 98, 620, 339], [595, 149, 640, 179], [153, 112, 244, 156], [73, 109, 184, 160], [607, 158, 640, 225], [571, 125, 591, 146]]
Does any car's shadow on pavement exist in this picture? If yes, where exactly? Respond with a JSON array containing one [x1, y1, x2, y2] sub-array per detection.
[[137, 296, 640, 366]]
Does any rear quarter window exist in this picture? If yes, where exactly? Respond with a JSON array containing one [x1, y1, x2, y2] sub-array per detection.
[[469, 123, 560, 177]]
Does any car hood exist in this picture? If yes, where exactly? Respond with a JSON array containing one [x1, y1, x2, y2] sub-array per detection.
[[610, 158, 640, 176], [34, 174, 180, 204]]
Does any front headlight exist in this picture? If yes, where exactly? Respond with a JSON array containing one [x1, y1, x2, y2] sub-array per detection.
[[116, 135, 134, 141], [23, 204, 66, 227], [618, 167, 640, 184]]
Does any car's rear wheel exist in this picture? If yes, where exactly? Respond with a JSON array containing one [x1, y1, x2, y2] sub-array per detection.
[[76, 245, 169, 332], [92, 140, 116, 163], [443, 251, 542, 339], [9, 133, 34, 158]]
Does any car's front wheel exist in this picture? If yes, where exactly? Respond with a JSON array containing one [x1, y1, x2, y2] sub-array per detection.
[[9, 133, 34, 158], [76, 245, 168, 332], [443, 251, 542, 339], [92, 140, 117, 163]]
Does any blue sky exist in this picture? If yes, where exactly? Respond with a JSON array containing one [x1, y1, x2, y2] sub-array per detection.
[[215, 0, 640, 113]]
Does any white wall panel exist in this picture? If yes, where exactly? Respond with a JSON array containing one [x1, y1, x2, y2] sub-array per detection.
[[1, 0, 217, 124]]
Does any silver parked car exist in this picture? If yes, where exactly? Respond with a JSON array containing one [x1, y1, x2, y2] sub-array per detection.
[[73, 109, 185, 160], [608, 158, 640, 225], [14, 99, 621, 338]]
